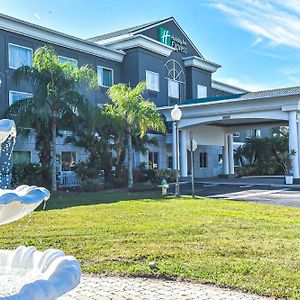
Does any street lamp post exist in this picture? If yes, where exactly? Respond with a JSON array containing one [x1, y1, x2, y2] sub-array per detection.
[[171, 104, 182, 198]]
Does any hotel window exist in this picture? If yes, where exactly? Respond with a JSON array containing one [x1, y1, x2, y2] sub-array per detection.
[[148, 152, 159, 169], [199, 152, 207, 168], [146, 70, 159, 92], [167, 155, 173, 169], [245, 130, 254, 138], [218, 153, 223, 164], [168, 79, 179, 99], [58, 55, 78, 67], [197, 84, 207, 98], [9, 91, 32, 106], [97, 66, 113, 87], [8, 44, 33, 69], [13, 151, 31, 164], [61, 151, 76, 171]]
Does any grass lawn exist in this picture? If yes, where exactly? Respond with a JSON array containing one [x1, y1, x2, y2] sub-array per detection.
[[1, 191, 300, 298]]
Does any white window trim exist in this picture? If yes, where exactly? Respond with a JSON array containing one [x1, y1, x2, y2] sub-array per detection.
[[146, 70, 159, 92], [97, 66, 114, 88], [58, 55, 78, 66], [9, 90, 33, 106], [8, 43, 33, 70]]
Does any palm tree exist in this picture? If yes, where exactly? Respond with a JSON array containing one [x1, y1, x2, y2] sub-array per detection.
[[105, 82, 166, 188], [5, 45, 97, 191]]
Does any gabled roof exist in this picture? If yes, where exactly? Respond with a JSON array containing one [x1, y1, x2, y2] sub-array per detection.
[[87, 17, 172, 42], [87, 17, 204, 59]]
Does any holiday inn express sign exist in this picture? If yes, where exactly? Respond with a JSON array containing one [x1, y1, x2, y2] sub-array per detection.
[[158, 27, 187, 53]]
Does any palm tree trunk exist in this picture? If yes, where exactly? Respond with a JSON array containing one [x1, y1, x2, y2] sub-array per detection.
[[127, 130, 133, 189], [51, 111, 57, 192]]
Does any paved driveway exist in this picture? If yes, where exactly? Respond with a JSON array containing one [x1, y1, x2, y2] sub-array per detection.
[[179, 182, 300, 208], [61, 275, 271, 300]]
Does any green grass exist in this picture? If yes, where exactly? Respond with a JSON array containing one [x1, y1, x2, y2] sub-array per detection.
[[1, 191, 300, 298]]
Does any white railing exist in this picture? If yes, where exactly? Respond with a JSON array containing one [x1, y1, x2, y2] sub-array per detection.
[[58, 171, 80, 188]]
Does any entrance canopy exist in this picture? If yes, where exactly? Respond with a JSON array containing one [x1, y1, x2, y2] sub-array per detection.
[[160, 87, 300, 132], [158, 86, 300, 181]]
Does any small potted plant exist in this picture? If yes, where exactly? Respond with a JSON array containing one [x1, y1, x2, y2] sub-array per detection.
[[275, 150, 295, 185]]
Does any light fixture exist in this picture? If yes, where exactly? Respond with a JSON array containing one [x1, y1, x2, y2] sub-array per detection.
[[171, 104, 182, 122], [171, 104, 182, 198]]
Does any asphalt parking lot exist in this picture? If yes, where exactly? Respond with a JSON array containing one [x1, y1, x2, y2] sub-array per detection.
[[176, 182, 300, 208]]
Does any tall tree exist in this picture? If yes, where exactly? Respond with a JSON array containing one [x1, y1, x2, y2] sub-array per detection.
[[5, 45, 97, 191], [105, 82, 166, 188]]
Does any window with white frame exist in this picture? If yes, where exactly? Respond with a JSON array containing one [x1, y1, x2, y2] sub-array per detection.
[[61, 151, 76, 171], [168, 79, 179, 98], [199, 152, 208, 168], [13, 151, 31, 164], [9, 91, 32, 106], [233, 132, 240, 138], [8, 44, 33, 69], [197, 84, 207, 98], [97, 66, 113, 87], [245, 130, 253, 138], [146, 70, 159, 92], [58, 55, 78, 67]]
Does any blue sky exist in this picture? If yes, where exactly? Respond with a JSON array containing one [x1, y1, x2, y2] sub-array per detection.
[[1, 0, 300, 91]]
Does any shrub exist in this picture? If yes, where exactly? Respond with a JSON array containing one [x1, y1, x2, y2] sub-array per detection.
[[129, 182, 160, 192], [80, 178, 103, 192], [74, 162, 101, 180], [154, 169, 176, 184], [12, 163, 50, 188]]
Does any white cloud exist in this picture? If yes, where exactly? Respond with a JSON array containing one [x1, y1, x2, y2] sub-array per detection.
[[34, 13, 40, 20], [210, 0, 300, 49]]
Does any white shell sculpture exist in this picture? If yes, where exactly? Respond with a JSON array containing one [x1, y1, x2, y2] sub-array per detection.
[[0, 185, 50, 225], [0, 119, 82, 299], [0, 246, 81, 300]]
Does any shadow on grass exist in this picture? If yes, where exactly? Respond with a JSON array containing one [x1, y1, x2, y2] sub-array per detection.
[[37, 190, 169, 211]]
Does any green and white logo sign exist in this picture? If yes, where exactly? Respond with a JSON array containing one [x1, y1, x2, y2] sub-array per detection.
[[157, 27, 187, 53], [158, 27, 172, 46]]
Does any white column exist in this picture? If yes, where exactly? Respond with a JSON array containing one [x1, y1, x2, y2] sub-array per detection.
[[180, 130, 188, 177], [228, 134, 235, 175], [289, 111, 299, 180], [172, 122, 176, 169], [223, 134, 229, 175]]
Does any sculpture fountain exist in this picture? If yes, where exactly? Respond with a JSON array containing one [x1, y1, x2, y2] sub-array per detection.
[[0, 119, 81, 299]]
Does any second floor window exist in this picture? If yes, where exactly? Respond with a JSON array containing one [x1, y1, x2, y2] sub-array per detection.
[[97, 66, 113, 87], [58, 55, 78, 67], [146, 70, 159, 92], [8, 44, 33, 69], [9, 91, 32, 106], [197, 84, 207, 98], [168, 79, 179, 99]]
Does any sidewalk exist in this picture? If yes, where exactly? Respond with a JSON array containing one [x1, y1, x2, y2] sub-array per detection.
[[61, 275, 273, 300]]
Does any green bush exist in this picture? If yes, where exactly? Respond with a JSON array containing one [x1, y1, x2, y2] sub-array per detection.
[[129, 182, 160, 192], [74, 162, 101, 180], [154, 169, 176, 184], [12, 163, 50, 188], [80, 178, 103, 192]]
